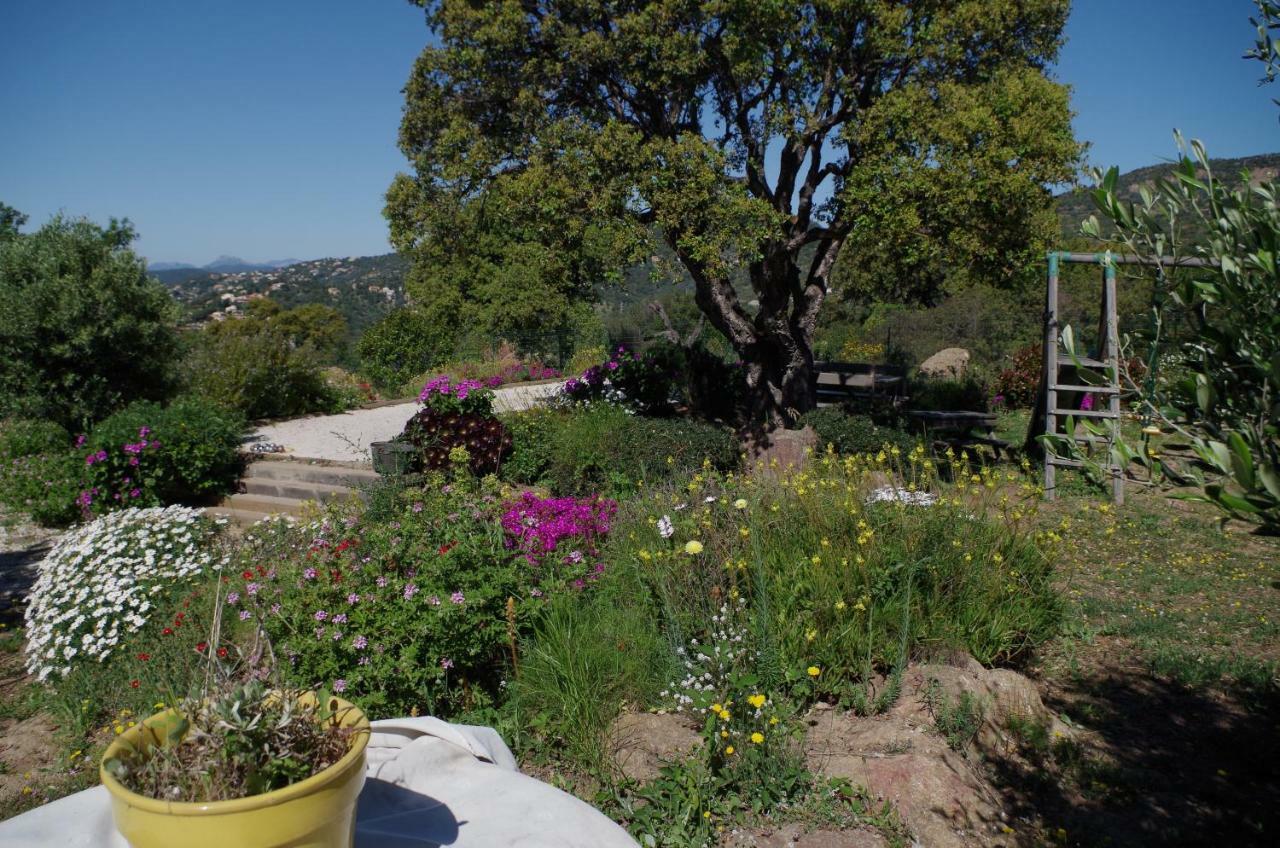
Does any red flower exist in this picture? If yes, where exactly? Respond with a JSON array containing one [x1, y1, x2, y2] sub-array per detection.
[[242, 570, 254, 579], [335, 539, 352, 553], [130, 680, 140, 689], [216, 647, 229, 659], [162, 627, 173, 636], [438, 542, 455, 555], [136, 652, 150, 661], [195, 641, 208, 653]]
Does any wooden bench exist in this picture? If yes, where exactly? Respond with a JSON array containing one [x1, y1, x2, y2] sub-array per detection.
[[813, 361, 907, 408], [908, 410, 1010, 459]]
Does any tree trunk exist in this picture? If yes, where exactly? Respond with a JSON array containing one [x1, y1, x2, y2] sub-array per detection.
[[668, 247, 824, 431]]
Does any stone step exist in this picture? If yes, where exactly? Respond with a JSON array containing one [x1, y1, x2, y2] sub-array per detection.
[[217, 493, 312, 517], [240, 479, 363, 503], [243, 459, 379, 488], [205, 506, 277, 527]]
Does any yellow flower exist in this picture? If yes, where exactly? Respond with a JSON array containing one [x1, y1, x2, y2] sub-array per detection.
[[805, 628, 817, 642], [711, 703, 723, 713], [739, 527, 750, 538], [684, 540, 704, 555], [720, 730, 728, 738], [733, 498, 748, 510], [747, 694, 766, 709], [750, 732, 764, 744], [769, 716, 779, 726], [725, 745, 735, 755], [807, 665, 821, 677], [703, 811, 711, 820], [835, 600, 846, 611]]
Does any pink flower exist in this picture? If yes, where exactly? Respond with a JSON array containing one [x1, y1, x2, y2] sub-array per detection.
[[403, 583, 419, 601], [333, 679, 347, 693], [440, 658, 454, 670], [450, 591, 465, 604]]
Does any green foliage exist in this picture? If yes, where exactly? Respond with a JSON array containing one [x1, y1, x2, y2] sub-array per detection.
[[0, 215, 182, 429], [504, 405, 738, 498], [923, 680, 986, 752], [513, 592, 671, 772], [83, 396, 244, 511], [1077, 137, 1280, 531], [357, 305, 457, 393], [241, 477, 581, 718], [606, 458, 1060, 697], [798, 408, 914, 457], [0, 419, 81, 526], [184, 315, 345, 420], [909, 376, 991, 413], [389, 0, 1082, 427]]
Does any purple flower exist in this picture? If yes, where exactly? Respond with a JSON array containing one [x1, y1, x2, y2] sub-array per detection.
[[427, 595, 441, 606], [129, 488, 141, 498], [332, 613, 348, 624], [227, 592, 240, 605], [75, 434, 87, 448], [314, 610, 328, 621], [403, 583, 419, 601], [376, 576, 388, 588], [238, 610, 252, 621], [331, 630, 343, 641], [314, 627, 326, 639], [346, 592, 360, 605], [412, 502, 424, 513], [129, 457, 139, 467], [333, 679, 347, 693], [303, 568, 318, 580], [139, 426, 151, 438], [450, 591, 465, 604], [530, 588, 543, 598], [440, 658, 454, 670], [358, 656, 371, 665], [246, 582, 260, 596], [270, 603, 281, 615], [353, 635, 368, 650]]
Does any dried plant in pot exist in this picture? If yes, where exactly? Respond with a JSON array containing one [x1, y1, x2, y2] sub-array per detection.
[[99, 614, 370, 848]]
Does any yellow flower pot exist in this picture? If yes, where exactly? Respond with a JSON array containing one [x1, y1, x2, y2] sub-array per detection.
[[100, 692, 370, 848]]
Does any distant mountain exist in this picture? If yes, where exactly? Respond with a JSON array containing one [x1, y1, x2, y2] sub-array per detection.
[[148, 260, 197, 271], [1054, 152, 1280, 240], [163, 253, 409, 342]]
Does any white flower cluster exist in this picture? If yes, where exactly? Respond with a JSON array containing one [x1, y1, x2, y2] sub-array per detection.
[[661, 596, 756, 713], [24, 506, 224, 682], [866, 486, 937, 507]]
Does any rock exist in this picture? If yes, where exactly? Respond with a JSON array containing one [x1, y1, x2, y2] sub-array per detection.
[[609, 711, 702, 783], [749, 426, 818, 476], [918, 348, 971, 380]]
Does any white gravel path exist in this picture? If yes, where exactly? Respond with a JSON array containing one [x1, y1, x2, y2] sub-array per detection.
[[249, 381, 562, 463]]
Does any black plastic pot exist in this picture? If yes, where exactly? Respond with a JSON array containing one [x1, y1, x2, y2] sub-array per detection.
[[370, 440, 417, 476]]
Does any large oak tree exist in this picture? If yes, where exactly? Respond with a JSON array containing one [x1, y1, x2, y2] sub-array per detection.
[[387, 0, 1081, 428]]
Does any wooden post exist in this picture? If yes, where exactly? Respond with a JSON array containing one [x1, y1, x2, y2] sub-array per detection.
[[1103, 259, 1124, 505], [1043, 252, 1060, 500]]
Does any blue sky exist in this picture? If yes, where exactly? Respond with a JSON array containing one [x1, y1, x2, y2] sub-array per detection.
[[1, 0, 1276, 265]]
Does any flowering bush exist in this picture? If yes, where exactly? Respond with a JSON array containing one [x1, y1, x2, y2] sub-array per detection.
[[23, 506, 224, 682], [500, 492, 617, 589], [992, 343, 1042, 409], [402, 376, 512, 476], [238, 476, 617, 718], [78, 397, 244, 517], [417, 374, 497, 416], [561, 346, 674, 414]]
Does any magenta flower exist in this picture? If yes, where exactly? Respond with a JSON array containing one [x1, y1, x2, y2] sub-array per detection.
[[314, 610, 328, 621], [303, 568, 318, 580], [440, 658, 454, 670]]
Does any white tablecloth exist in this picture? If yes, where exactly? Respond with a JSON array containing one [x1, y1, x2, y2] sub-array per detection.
[[0, 716, 638, 847]]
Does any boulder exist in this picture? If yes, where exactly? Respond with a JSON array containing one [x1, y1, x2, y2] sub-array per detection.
[[919, 348, 971, 380], [748, 426, 818, 477], [609, 711, 702, 783]]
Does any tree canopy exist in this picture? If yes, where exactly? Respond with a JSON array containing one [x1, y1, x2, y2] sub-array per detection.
[[387, 0, 1082, 427], [0, 214, 181, 429]]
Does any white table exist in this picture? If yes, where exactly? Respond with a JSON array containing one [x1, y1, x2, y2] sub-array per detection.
[[0, 717, 638, 847]]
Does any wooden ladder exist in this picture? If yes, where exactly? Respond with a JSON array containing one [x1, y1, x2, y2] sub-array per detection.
[[1042, 252, 1124, 504]]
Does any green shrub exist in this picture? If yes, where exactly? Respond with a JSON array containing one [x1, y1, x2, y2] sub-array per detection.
[[184, 323, 343, 420], [0, 418, 70, 459], [909, 376, 991, 412], [0, 446, 82, 526], [0, 215, 182, 429], [357, 306, 457, 393], [512, 591, 671, 771], [799, 408, 915, 456], [81, 397, 244, 513], [504, 405, 738, 497]]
